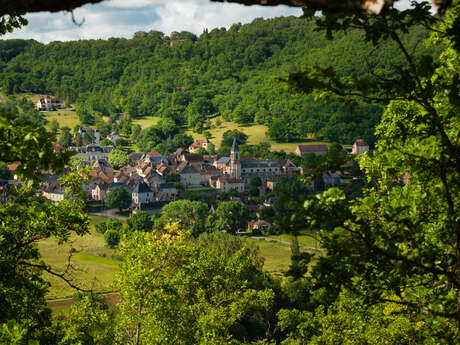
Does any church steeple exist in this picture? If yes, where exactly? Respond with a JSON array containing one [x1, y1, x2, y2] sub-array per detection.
[[230, 137, 241, 179], [230, 137, 239, 162]]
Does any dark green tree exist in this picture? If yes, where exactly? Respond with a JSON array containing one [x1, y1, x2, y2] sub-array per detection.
[[105, 187, 132, 212], [214, 201, 249, 235]]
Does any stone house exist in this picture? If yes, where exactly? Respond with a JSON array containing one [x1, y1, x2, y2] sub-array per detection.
[[351, 139, 370, 154], [215, 176, 245, 193], [132, 181, 154, 205], [188, 138, 210, 153]]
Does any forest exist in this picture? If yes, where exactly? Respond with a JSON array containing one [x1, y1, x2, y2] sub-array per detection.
[[0, 15, 439, 145]]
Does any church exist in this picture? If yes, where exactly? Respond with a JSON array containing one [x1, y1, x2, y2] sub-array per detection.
[[226, 137, 299, 190]]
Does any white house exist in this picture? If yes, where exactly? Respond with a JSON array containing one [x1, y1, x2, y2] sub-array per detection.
[[132, 181, 154, 205], [352, 139, 369, 154]]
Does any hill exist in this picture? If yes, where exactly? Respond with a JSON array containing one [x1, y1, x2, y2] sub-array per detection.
[[0, 17, 439, 148]]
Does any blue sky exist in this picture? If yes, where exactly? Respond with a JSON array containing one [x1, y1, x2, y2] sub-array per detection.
[[5, 0, 415, 43]]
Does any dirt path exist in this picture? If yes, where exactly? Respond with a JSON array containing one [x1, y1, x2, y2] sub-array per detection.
[[251, 236, 323, 252]]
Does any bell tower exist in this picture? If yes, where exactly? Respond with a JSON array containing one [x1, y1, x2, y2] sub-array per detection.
[[230, 137, 241, 179]]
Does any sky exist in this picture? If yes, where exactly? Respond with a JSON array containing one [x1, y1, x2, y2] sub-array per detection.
[[4, 0, 416, 43]]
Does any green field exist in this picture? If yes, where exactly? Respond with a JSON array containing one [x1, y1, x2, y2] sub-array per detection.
[[133, 115, 161, 129], [39, 216, 121, 300], [268, 232, 321, 249], [186, 118, 330, 153], [45, 109, 81, 129], [40, 214, 301, 298], [244, 238, 293, 278]]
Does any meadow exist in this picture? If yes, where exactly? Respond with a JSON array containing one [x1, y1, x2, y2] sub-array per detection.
[[40, 215, 306, 300], [40, 215, 122, 300], [44, 109, 80, 129]]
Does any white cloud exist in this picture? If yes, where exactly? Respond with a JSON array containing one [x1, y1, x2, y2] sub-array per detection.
[[2, 0, 431, 43], [3, 0, 301, 43], [105, 0, 160, 8]]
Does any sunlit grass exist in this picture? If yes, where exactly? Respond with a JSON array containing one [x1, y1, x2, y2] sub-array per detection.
[[45, 109, 80, 129], [39, 216, 123, 299]]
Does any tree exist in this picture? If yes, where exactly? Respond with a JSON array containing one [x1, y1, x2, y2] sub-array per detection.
[[249, 186, 260, 197], [214, 201, 249, 234], [221, 129, 248, 148], [125, 211, 153, 233], [108, 149, 128, 169], [114, 224, 278, 345], [250, 175, 262, 188], [280, 2, 460, 342], [0, 161, 12, 180], [165, 172, 180, 183], [104, 230, 120, 248], [105, 187, 132, 212], [95, 218, 123, 235], [157, 200, 208, 237], [99, 138, 113, 146], [0, 0, 451, 22], [0, 107, 90, 343], [58, 126, 73, 147], [60, 293, 114, 345], [48, 118, 59, 134], [68, 156, 85, 170]]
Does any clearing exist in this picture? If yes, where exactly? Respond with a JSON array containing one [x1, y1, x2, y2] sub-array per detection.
[[40, 215, 122, 300], [44, 109, 80, 129]]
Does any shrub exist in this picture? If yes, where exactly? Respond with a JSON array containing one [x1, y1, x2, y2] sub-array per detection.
[[104, 230, 120, 248]]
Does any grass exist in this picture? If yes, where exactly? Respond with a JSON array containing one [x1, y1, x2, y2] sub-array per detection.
[[133, 116, 161, 129], [244, 238, 292, 278], [44, 109, 80, 129], [39, 216, 122, 300], [268, 232, 320, 249], [186, 117, 330, 153]]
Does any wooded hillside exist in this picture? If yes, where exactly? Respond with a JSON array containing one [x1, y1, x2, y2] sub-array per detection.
[[0, 16, 439, 145]]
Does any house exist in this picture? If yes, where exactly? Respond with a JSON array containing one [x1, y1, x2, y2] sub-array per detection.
[[144, 170, 164, 189], [128, 152, 145, 166], [69, 144, 114, 162], [351, 139, 369, 154], [215, 176, 245, 193], [7, 162, 21, 181], [222, 138, 298, 190], [295, 144, 329, 156], [188, 138, 210, 153], [93, 159, 113, 179], [248, 219, 271, 232], [177, 163, 201, 187], [108, 182, 130, 192], [107, 132, 120, 143], [90, 178, 109, 201], [136, 162, 153, 177], [180, 153, 204, 167], [158, 182, 178, 198], [145, 155, 169, 165], [132, 181, 154, 205], [199, 164, 222, 185], [53, 144, 66, 152], [36, 96, 63, 111], [156, 163, 169, 176], [214, 156, 230, 170], [41, 181, 68, 202]]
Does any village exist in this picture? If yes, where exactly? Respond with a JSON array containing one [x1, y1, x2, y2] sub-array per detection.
[[2, 122, 370, 232]]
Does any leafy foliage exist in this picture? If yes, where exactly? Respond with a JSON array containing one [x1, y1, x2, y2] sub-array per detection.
[[105, 187, 132, 212]]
